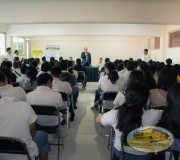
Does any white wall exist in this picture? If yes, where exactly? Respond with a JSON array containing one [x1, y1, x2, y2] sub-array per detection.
[[31, 36, 144, 66]]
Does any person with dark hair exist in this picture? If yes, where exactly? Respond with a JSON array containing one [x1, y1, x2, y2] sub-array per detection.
[[174, 64, 180, 83], [114, 70, 144, 108], [16, 64, 28, 84], [4, 47, 12, 61], [20, 66, 38, 91], [50, 57, 55, 62], [101, 70, 125, 112], [0, 71, 26, 101], [27, 73, 64, 128], [138, 62, 156, 89], [118, 60, 128, 77], [59, 57, 63, 62], [119, 61, 135, 87], [14, 50, 19, 58], [12, 61, 21, 77], [150, 68, 177, 107], [42, 56, 46, 63], [60, 60, 78, 120], [37, 62, 50, 77], [91, 62, 115, 110], [30, 60, 38, 69], [96, 82, 162, 160], [0, 96, 50, 160], [68, 61, 78, 79], [69, 57, 75, 66], [154, 83, 180, 160], [117, 62, 124, 72], [99, 58, 111, 77], [14, 56, 19, 62], [142, 49, 150, 62], [166, 58, 172, 66]]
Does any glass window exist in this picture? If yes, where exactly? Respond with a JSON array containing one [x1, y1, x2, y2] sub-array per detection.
[[0, 33, 5, 54], [169, 30, 180, 48], [13, 37, 25, 56], [148, 37, 160, 50]]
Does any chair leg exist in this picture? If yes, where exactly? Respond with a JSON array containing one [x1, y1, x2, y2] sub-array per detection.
[[57, 132, 60, 160]]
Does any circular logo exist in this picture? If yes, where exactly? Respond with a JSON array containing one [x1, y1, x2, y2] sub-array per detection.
[[127, 126, 174, 153]]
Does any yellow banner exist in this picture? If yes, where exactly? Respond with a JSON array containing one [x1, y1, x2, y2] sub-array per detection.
[[31, 47, 45, 61]]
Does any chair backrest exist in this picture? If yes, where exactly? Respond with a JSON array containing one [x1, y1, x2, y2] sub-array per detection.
[[77, 71, 85, 81], [0, 137, 32, 160], [31, 105, 59, 116], [60, 92, 68, 101], [103, 92, 118, 101]]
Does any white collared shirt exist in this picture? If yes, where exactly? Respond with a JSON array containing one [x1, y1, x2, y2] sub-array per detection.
[[142, 54, 151, 62], [26, 86, 64, 126], [14, 54, 18, 58], [16, 74, 27, 84], [0, 84, 26, 101], [0, 97, 38, 160], [101, 109, 162, 155], [98, 75, 108, 88], [4, 52, 12, 61], [119, 70, 131, 87], [113, 91, 126, 107], [52, 78, 72, 95]]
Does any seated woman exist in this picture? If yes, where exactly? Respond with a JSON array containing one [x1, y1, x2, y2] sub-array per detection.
[[20, 66, 38, 92], [153, 83, 180, 160], [96, 82, 162, 160], [113, 70, 144, 108], [101, 70, 125, 112], [150, 68, 177, 107]]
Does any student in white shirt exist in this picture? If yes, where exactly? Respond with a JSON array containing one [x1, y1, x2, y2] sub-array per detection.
[[12, 61, 21, 77], [141, 49, 151, 63], [114, 70, 144, 108], [0, 71, 26, 101], [16, 64, 28, 85], [91, 62, 114, 110], [14, 50, 19, 58], [37, 62, 50, 77], [96, 82, 162, 160], [4, 47, 12, 61], [27, 73, 64, 127], [101, 70, 125, 112], [0, 96, 50, 160], [118, 60, 128, 77], [119, 61, 135, 87]]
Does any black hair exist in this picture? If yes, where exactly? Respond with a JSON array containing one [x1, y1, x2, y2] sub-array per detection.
[[166, 58, 172, 65], [1, 67, 16, 83], [114, 59, 119, 70], [160, 83, 180, 135], [117, 63, 124, 72], [59, 57, 63, 62], [6, 47, 11, 52], [1, 61, 12, 69], [14, 50, 18, 54], [20, 64, 27, 74], [76, 58, 81, 65], [13, 61, 20, 69], [30, 60, 38, 68], [157, 62, 165, 73], [149, 64, 156, 75], [134, 61, 138, 68], [104, 62, 114, 72], [108, 70, 119, 84], [41, 62, 50, 72], [0, 71, 6, 82], [127, 61, 135, 71], [117, 82, 149, 135], [35, 58, 40, 64], [144, 49, 148, 53], [105, 58, 110, 63], [37, 73, 53, 86], [28, 58, 34, 64], [26, 66, 38, 82], [42, 56, 46, 62], [59, 60, 68, 70], [50, 57, 55, 62], [51, 66, 62, 77], [174, 64, 180, 76], [14, 57, 19, 62], [68, 61, 73, 73], [139, 62, 156, 89], [128, 70, 144, 86], [157, 68, 177, 91], [123, 60, 129, 68]]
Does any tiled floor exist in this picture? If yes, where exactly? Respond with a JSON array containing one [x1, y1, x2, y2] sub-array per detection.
[[49, 82, 110, 160]]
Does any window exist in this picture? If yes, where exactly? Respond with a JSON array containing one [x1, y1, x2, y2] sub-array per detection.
[[169, 30, 180, 48], [148, 37, 160, 50], [13, 37, 25, 56], [0, 33, 5, 54]]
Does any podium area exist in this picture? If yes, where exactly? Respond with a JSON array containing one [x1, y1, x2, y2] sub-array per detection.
[[86, 67, 99, 82]]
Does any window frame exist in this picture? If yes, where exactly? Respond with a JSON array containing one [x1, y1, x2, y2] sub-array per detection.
[[168, 29, 180, 49]]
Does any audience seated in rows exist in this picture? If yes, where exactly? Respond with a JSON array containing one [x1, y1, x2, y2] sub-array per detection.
[[37, 62, 51, 77]]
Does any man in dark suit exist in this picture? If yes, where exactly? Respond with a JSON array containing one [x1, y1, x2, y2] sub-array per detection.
[[81, 47, 91, 66]]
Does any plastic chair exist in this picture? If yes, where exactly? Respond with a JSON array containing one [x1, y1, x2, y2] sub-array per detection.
[[31, 105, 62, 160], [77, 71, 85, 91], [0, 137, 32, 160]]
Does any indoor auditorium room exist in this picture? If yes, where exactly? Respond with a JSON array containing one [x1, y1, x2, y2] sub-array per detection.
[[0, 0, 180, 160]]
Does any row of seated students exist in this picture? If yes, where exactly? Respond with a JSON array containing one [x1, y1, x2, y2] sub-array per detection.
[[0, 56, 87, 160], [94, 58, 180, 160]]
